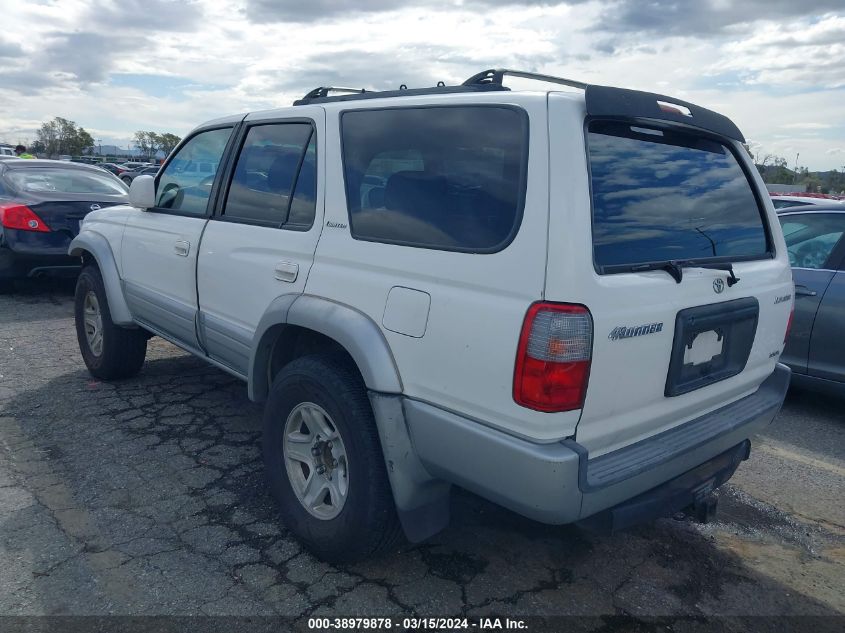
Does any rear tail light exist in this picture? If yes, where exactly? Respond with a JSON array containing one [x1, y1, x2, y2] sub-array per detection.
[[0, 203, 51, 232], [784, 304, 794, 344], [513, 302, 593, 412]]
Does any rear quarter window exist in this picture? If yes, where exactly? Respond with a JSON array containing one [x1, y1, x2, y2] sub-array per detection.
[[341, 105, 528, 253], [588, 121, 770, 269]]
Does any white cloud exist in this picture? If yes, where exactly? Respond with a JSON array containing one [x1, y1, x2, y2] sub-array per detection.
[[0, 0, 843, 170]]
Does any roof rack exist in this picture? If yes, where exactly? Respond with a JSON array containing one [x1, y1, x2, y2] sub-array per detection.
[[293, 80, 507, 106], [298, 86, 369, 101], [463, 68, 588, 91], [292, 68, 588, 106]]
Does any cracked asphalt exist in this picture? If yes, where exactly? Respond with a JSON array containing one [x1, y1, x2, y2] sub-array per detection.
[[1, 279, 843, 627]]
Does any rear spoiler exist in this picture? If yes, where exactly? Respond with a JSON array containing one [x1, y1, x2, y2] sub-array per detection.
[[585, 85, 745, 143], [462, 71, 745, 143]]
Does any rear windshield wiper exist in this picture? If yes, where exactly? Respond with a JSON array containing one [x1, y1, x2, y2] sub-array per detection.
[[629, 260, 741, 286], [630, 261, 685, 283]]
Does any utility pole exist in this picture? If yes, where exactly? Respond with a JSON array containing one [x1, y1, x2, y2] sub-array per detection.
[[793, 152, 800, 185]]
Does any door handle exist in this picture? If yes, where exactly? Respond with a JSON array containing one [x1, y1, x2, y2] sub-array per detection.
[[274, 261, 299, 283], [795, 285, 817, 297], [174, 240, 190, 257]]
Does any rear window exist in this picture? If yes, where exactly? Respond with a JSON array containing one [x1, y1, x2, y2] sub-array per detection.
[[341, 106, 528, 252], [588, 121, 769, 269], [6, 168, 127, 195]]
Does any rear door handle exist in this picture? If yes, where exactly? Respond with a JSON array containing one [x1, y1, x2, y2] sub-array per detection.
[[795, 285, 817, 297], [174, 240, 190, 257], [274, 261, 299, 283]]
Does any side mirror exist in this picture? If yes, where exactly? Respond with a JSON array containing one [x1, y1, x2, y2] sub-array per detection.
[[128, 175, 156, 210]]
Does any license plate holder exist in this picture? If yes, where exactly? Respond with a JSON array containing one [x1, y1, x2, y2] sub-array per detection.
[[665, 297, 759, 397]]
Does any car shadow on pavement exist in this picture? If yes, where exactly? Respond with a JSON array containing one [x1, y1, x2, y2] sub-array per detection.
[[0, 278, 76, 325], [1, 351, 843, 622]]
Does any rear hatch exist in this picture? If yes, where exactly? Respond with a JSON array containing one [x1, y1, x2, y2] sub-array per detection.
[[547, 91, 792, 457]]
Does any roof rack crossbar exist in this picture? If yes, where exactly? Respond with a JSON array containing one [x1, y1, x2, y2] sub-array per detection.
[[299, 86, 369, 101], [463, 68, 588, 91]]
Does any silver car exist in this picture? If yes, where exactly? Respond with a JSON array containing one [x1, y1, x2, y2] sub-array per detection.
[[779, 206, 845, 396]]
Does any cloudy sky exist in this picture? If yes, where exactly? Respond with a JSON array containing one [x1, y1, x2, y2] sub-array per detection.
[[1, 0, 843, 169]]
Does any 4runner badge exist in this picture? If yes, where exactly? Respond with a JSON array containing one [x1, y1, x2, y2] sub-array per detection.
[[608, 322, 663, 341]]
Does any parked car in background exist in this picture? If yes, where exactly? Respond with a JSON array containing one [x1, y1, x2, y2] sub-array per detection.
[[97, 162, 129, 176], [779, 206, 845, 396], [0, 145, 15, 157], [121, 161, 153, 169], [772, 194, 844, 210], [119, 165, 159, 186], [0, 160, 128, 292]]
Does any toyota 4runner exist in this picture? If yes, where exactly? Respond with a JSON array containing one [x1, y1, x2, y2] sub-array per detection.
[[70, 69, 792, 562]]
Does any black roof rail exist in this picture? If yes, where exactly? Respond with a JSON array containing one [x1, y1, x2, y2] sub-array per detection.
[[463, 68, 588, 90], [292, 79, 508, 106], [298, 86, 369, 101]]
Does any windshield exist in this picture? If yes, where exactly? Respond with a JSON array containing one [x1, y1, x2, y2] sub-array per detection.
[[7, 168, 127, 195], [587, 121, 770, 269]]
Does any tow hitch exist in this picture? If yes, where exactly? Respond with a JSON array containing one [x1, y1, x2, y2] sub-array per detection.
[[682, 490, 719, 524]]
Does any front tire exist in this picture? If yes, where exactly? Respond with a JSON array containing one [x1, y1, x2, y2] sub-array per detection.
[[263, 353, 402, 563], [74, 266, 147, 380]]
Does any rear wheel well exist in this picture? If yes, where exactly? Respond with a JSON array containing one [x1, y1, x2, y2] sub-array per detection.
[[267, 326, 360, 387]]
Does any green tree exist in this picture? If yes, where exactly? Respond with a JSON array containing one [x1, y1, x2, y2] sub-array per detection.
[[34, 117, 94, 156], [133, 131, 159, 159], [155, 132, 181, 156]]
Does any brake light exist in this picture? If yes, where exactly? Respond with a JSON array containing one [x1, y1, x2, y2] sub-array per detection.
[[513, 302, 593, 412], [0, 204, 51, 232]]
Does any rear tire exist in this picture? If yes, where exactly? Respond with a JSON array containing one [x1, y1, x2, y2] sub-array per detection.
[[74, 265, 147, 380], [263, 353, 403, 563]]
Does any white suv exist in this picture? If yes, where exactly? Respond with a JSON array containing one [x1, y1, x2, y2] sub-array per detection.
[[70, 69, 793, 562]]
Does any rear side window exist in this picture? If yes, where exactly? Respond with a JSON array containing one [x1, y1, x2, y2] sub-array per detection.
[[341, 106, 528, 252], [588, 121, 770, 269], [223, 123, 315, 228]]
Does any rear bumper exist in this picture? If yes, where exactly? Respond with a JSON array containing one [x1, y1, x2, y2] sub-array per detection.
[[405, 363, 790, 526], [0, 245, 80, 279]]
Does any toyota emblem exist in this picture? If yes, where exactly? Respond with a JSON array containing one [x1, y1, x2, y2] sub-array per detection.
[[713, 278, 725, 294]]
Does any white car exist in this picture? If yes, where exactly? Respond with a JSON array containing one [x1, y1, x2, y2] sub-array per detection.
[[771, 195, 843, 210], [69, 69, 793, 562]]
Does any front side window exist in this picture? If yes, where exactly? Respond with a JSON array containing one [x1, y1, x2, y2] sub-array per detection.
[[588, 121, 770, 269], [341, 106, 528, 252], [224, 123, 315, 227], [156, 127, 231, 215], [779, 214, 845, 269]]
